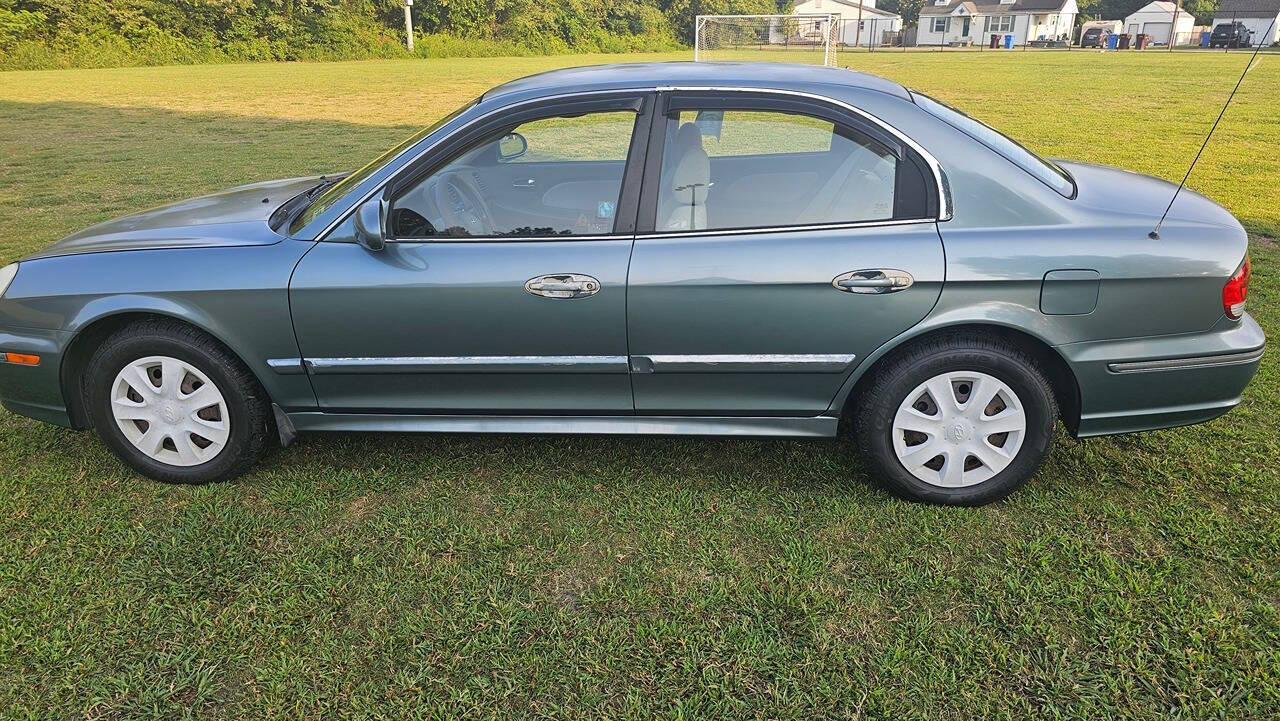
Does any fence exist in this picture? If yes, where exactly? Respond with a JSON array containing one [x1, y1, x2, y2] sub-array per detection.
[[700, 13, 1278, 66]]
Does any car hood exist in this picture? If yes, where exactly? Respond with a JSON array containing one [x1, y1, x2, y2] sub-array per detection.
[[26, 176, 327, 260], [1056, 160, 1243, 231]]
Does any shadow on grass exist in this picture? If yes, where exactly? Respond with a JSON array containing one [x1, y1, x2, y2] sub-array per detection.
[[0, 100, 420, 260]]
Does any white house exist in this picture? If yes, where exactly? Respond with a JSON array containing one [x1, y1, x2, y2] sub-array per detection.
[[793, 0, 904, 47], [1123, 1, 1196, 45], [916, 0, 1078, 46], [1213, 0, 1280, 46]]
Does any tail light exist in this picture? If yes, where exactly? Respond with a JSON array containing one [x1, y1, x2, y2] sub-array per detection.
[[1223, 256, 1251, 320]]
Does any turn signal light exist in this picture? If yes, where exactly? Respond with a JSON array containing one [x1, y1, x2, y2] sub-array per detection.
[[2, 352, 39, 366], [1223, 256, 1251, 321]]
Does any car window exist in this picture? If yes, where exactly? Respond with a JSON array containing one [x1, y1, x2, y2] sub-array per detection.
[[654, 109, 902, 233], [502, 114, 634, 163], [291, 97, 477, 235], [389, 110, 637, 238], [910, 91, 1076, 198]]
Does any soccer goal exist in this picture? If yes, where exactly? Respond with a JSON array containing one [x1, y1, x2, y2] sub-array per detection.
[[694, 14, 841, 67]]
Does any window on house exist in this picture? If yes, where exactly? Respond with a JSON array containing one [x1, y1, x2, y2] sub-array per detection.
[[932, 17, 949, 32], [984, 15, 1015, 32]]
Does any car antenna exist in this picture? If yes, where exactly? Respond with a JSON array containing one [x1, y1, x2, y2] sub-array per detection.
[[1150, 19, 1274, 240]]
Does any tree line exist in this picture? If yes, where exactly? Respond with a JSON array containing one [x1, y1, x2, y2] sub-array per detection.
[[0, 0, 1225, 70]]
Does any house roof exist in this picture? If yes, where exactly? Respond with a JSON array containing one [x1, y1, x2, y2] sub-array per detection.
[[1214, 0, 1280, 18], [798, 0, 903, 19], [919, 0, 1068, 16], [1126, 1, 1186, 17]]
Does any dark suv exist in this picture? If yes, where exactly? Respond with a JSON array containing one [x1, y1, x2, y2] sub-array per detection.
[[1210, 22, 1253, 48], [1081, 27, 1110, 47]]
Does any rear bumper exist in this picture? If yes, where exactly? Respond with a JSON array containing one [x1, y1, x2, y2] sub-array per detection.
[[1061, 314, 1265, 438], [0, 325, 73, 427]]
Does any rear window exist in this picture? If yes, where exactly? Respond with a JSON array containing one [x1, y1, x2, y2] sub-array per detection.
[[910, 91, 1076, 198]]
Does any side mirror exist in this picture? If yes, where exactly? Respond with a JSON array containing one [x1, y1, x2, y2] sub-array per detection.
[[498, 132, 528, 162], [353, 198, 385, 252]]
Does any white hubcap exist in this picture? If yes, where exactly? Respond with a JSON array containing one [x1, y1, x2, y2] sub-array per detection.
[[891, 371, 1027, 488], [110, 356, 230, 467]]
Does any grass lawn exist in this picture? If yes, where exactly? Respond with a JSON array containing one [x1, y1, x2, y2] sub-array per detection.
[[1, 51, 1279, 718]]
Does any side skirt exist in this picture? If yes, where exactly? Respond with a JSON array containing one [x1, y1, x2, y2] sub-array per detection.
[[286, 413, 839, 438]]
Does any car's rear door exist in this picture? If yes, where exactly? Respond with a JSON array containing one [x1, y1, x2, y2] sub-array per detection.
[[626, 91, 946, 416], [289, 93, 653, 414]]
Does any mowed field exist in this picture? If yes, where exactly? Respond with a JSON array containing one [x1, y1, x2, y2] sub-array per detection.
[[1, 51, 1279, 718]]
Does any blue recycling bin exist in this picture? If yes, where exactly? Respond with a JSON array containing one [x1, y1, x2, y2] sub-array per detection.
[[1003, 33, 1014, 49], [1107, 33, 1119, 49], [1200, 31, 1211, 47]]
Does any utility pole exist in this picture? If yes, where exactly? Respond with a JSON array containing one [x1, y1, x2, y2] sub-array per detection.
[[856, 2, 864, 48], [404, 0, 415, 53], [1169, 0, 1181, 51]]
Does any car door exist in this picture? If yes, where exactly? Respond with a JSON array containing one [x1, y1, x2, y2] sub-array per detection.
[[289, 93, 653, 414], [626, 91, 946, 416]]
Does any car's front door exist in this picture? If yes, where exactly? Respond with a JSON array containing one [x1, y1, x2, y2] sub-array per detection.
[[626, 92, 946, 416], [289, 93, 652, 414]]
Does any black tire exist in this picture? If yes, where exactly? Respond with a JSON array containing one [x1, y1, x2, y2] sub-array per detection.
[[84, 318, 272, 484], [853, 331, 1058, 506]]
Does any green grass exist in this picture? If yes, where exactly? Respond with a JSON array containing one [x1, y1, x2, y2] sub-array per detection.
[[1, 52, 1279, 718]]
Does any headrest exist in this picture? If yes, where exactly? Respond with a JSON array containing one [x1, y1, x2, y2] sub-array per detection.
[[673, 123, 704, 156]]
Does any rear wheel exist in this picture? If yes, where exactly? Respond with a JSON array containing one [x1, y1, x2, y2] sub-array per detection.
[[854, 332, 1058, 505], [85, 319, 271, 484]]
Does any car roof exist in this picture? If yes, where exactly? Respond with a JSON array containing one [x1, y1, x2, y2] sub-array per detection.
[[481, 62, 912, 103]]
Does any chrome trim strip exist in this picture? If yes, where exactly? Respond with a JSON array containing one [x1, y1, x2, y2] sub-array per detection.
[[389, 234, 621, 244], [1107, 348, 1264, 374], [266, 358, 306, 375], [634, 218, 933, 240], [634, 353, 856, 373], [654, 85, 953, 221], [317, 85, 951, 241], [288, 412, 839, 438], [304, 355, 630, 375]]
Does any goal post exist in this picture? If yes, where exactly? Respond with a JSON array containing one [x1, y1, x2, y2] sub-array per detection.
[[695, 14, 841, 67]]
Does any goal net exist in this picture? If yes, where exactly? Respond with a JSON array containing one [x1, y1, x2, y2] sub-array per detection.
[[695, 14, 841, 67]]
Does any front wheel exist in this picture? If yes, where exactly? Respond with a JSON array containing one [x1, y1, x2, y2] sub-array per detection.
[[853, 332, 1058, 505], [85, 319, 272, 484]]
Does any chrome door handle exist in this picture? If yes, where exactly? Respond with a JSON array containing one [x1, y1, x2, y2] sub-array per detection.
[[513, 178, 536, 188], [832, 269, 914, 294], [524, 274, 601, 299]]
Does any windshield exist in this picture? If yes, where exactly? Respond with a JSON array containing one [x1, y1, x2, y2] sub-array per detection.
[[290, 98, 479, 234], [910, 91, 1076, 198]]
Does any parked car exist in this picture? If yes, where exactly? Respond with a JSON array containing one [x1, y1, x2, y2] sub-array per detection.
[[1081, 27, 1110, 47], [0, 63, 1263, 505], [1210, 22, 1253, 48]]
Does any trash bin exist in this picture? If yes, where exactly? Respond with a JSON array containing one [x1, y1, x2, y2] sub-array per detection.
[[1135, 33, 1148, 49], [1200, 30, 1211, 47], [1118, 33, 1130, 49], [990, 33, 1000, 48], [1107, 33, 1119, 49], [1003, 33, 1014, 49]]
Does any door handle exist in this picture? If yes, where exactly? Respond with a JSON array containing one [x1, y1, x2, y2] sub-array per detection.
[[525, 274, 601, 299], [513, 178, 537, 189], [832, 269, 914, 294]]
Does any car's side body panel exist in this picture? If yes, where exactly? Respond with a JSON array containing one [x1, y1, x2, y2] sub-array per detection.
[[0, 239, 318, 425], [288, 230, 636, 414], [628, 223, 944, 415]]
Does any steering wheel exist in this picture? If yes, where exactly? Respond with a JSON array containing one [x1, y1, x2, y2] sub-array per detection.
[[434, 170, 496, 236]]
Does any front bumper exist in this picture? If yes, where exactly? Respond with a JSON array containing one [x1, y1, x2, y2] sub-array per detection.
[[1061, 313, 1265, 437], [0, 324, 74, 427]]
